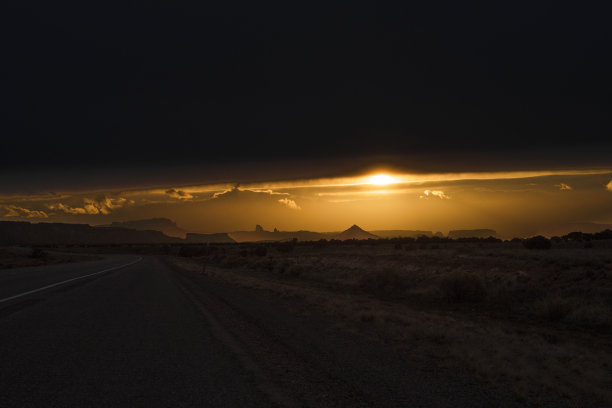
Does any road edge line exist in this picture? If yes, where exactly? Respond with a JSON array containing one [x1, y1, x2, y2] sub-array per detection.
[[0, 256, 143, 304]]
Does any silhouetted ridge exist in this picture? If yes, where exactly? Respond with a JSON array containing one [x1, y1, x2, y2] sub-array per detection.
[[186, 233, 235, 243], [448, 229, 497, 239], [334, 225, 378, 240], [0, 221, 180, 245], [98, 218, 187, 238], [371, 230, 433, 238]]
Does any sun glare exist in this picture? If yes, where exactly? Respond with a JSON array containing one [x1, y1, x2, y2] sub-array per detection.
[[368, 174, 394, 186]]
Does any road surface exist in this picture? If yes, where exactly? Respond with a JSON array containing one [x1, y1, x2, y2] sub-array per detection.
[[0, 255, 525, 407]]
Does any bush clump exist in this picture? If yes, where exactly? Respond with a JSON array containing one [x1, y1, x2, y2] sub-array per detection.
[[252, 246, 267, 257], [30, 247, 47, 258], [565, 304, 611, 329], [439, 271, 487, 303], [274, 240, 296, 253], [359, 269, 406, 299], [522, 235, 552, 250], [533, 296, 611, 329], [533, 295, 573, 322], [178, 245, 208, 257]]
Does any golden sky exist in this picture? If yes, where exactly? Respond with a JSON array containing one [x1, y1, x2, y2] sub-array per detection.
[[1, 169, 612, 238]]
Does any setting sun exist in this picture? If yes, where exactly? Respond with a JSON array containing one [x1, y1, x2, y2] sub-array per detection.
[[368, 174, 394, 185]]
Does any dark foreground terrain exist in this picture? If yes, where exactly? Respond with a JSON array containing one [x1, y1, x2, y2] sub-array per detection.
[[0, 253, 520, 408], [1, 241, 610, 407], [0, 246, 98, 269]]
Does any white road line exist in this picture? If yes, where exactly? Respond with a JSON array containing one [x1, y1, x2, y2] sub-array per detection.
[[0, 257, 143, 304]]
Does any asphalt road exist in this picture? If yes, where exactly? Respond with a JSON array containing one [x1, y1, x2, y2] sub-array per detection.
[[0, 255, 269, 407], [0, 255, 527, 408]]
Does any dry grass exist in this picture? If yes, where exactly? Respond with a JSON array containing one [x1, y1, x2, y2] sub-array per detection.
[[358, 269, 406, 299], [438, 270, 487, 303], [165, 241, 612, 406], [0, 246, 98, 269]]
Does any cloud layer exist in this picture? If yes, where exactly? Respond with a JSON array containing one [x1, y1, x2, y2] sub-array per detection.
[[420, 190, 450, 200], [49, 196, 131, 215], [165, 189, 194, 200], [0, 205, 48, 218], [1, 170, 611, 238], [278, 198, 301, 210], [557, 183, 572, 191]]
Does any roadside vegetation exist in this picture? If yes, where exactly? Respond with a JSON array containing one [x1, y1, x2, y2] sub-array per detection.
[[41, 232, 612, 406], [0, 246, 99, 269], [164, 235, 612, 407]]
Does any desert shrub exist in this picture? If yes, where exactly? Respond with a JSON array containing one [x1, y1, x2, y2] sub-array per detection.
[[565, 304, 611, 329], [275, 240, 296, 253], [286, 264, 304, 277], [30, 247, 47, 258], [252, 246, 267, 257], [256, 257, 275, 272], [273, 260, 303, 277], [533, 296, 573, 322], [359, 269, 406, 299], [218, 255, 247, 268], [178, 245, 208, 257], [522, 235, 552, 250], [564, 231, 585, 241], [439, 271, 486, 303], [313, 239, 328, 249]]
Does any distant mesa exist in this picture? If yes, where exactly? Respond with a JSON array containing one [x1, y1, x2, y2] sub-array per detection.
[[186, 233, 235, 244], [334, 225, 378, 241], [448, 229, 498, 239], [228, 227, 330, 243], [371, 230, 433, 238], [0, 221, 180, 245], [99, 218, 187, 239]]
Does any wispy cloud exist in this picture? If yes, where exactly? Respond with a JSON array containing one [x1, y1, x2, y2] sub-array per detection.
[[49, 203, 90, 215], [165, 188, 194, 200], [278, 198, 301, 210], [212, 185, 289, 200], [49, 196, 132, 215], [556, 183, 572, 191], [420, 190, 450, 200], [1, 205, 48, 218]]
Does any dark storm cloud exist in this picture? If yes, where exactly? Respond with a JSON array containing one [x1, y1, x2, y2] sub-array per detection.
[[2, 1, 611, 190]]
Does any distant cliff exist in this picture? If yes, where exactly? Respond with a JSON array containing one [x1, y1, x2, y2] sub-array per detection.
[[371, 230, 433, 238], [228, 225, 336, 243], [99, 218, 187, 238], [186, 233, 235, 243], [0, 221, 180, 245], [448, 229, 498, 239]]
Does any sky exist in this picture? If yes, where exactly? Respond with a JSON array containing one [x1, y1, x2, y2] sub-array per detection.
[[1, 2, 611, 237]]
